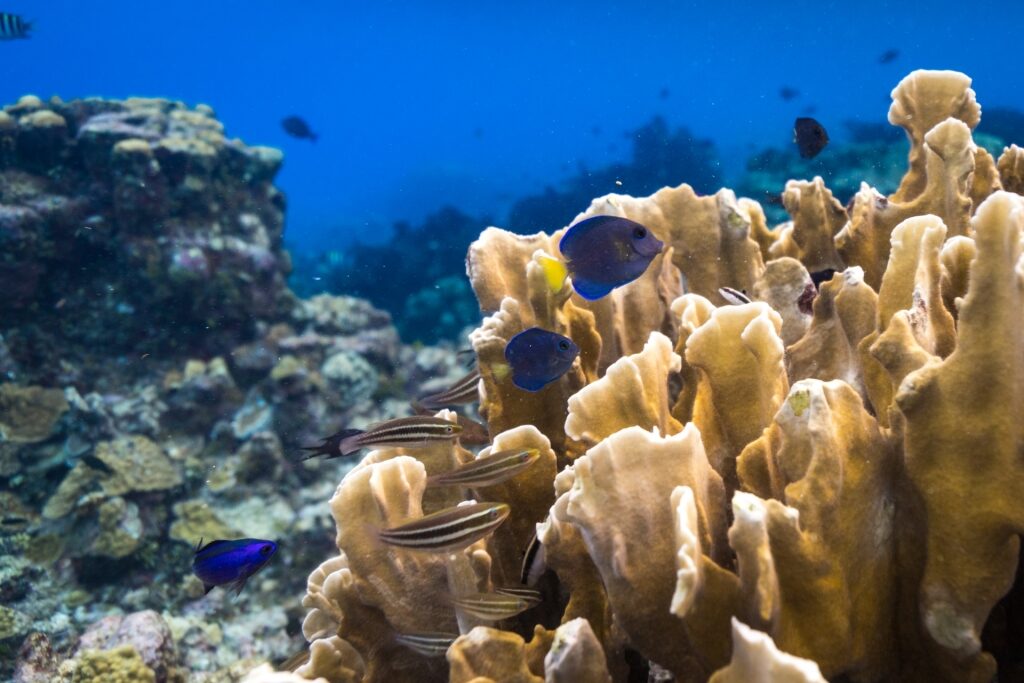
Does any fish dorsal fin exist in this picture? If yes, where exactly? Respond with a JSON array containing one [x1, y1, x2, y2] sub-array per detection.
[[194, 538, 232, 555]]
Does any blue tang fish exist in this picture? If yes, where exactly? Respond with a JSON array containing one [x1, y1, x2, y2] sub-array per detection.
[[192, 538, 277, 596], [504, 327, 579, 392], [541, 215, 665, 300]]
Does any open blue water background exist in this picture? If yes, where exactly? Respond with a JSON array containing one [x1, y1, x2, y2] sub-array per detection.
[[1, 0, 1020, 253]]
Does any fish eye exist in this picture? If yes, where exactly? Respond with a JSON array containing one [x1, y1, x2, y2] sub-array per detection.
[[446, 425, 454, 433], [260, 545, 272, 555], [633, 226, 647, 239], [558, 340, 570, 351]]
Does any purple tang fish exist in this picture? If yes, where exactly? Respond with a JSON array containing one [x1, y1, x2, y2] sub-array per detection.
[[192, 538, 277, 596], [551, 215, 664, 300]]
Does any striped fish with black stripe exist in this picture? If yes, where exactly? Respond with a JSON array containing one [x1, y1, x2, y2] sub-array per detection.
[[415, 367, 482, 410], [494, 586, 542, 603], [427, 448, 539, 488], [0, 13, 31, 40], [378, 501, 509, 552], [301, 416, 462, 460], [520, 532, 547, 586], [394, 632, 459, 657], [451, 591, 536, 620]]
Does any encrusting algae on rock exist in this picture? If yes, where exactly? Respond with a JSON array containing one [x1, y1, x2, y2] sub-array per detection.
[[283, 69, 1024, 682]]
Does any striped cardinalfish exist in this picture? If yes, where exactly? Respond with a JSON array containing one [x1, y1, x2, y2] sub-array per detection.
[[451, 592, 536, 620], [415, 367, 482, 410], [300, 416, 462, 460], [0, 13, 31, 40], [718, 287, 752, 305], [494, 586, 542, 603], [520, 533, 547, 586], [426, 448, 539, 488], [394, 631, 459, 657], [378, 502, 509, 552]]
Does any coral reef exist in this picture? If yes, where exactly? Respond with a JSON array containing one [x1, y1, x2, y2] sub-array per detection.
[[0, 94, 491, 681], [292, 69, 1024, 683]]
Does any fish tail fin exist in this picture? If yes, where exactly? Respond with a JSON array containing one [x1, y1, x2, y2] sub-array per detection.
[[300, 428, 363, 460], [409, 400, 431, 415], [203, 582, 216, 595], [537, 254, 568, 293]]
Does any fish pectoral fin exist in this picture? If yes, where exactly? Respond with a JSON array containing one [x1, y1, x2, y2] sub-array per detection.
[[537, 254, 569, 293], [230, 575, 250, 598]]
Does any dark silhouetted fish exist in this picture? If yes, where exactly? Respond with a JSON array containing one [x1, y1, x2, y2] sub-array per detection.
[[878, 49, 900, 64], [192, 538, 277, 596], [794, 117, 829, 159], [79, 454, 114, 474], [810, 268, 838, 289], [281, 116, 318, 142], [659, 87, 670, 100], [542, 215, 665, 300], [504, 327, 579, 392], [301, 416, 462, 460], [0, 13, 31, 40], [779, 86, 800, 101]]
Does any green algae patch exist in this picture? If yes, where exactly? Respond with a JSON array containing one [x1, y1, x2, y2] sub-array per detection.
[[788, 388, 811, 417], [0, 384, 68, 443]]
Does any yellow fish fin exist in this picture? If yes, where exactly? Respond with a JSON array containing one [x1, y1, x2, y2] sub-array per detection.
[[538, 254, 568, 293]]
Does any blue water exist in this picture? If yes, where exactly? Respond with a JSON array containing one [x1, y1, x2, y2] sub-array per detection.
[[3, 0, 1022, 253]]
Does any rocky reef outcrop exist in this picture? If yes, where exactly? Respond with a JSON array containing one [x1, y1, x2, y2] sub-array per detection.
[[295, 70, 1024, 683], [0, 95, 480, 681]]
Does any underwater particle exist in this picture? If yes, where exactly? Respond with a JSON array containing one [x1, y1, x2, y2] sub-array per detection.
[[300, 415, 462, 460], [0, 13, 31, 40], [376, 501, 509, 551], [191, 538, 277, 596], [793, 117, 829, 159], [878, 48, 900, 64], [504, 327, 580, 392], [426, 447, 540, 488], [779, 86, 800, 101], [280, 116, 317, 143], [659, 87, 671, 100], [544, 215, 665, 300]]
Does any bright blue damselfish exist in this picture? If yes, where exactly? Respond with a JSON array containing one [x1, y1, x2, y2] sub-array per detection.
[[192, 538, 278, 596], [504, 327, 579, 392], [559, 216, 665, 300]]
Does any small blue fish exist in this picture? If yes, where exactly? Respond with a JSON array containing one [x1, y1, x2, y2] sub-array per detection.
[[192, 538, 277, 596], [543, 216, 665, 300], [504, 327, 579, 392]]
